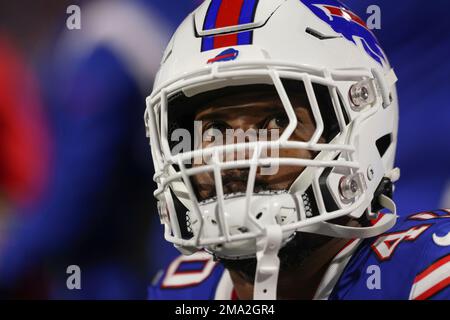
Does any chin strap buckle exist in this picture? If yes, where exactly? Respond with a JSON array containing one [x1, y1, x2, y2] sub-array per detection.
[[254, 224, 283, 300]]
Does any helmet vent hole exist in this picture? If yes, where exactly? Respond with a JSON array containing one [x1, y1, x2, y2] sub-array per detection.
[[302, 186, 320, 218], [376, 134, 392, 158], [162, 49, 172, 64], [305, 27, 340, 40], [170, 189, 193, 240], [238, 227, 249, 233], [256, 212, 263, 220]]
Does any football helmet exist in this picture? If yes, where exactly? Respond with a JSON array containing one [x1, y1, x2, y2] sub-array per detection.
[[145, 0, 400, 299]]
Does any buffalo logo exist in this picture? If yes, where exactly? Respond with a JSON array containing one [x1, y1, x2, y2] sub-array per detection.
[[301, 0, 386, 65], [207, 48, 240, 64]]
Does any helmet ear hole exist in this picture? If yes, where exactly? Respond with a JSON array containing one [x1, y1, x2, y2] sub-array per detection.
[[375, 134, 392, 158], [371, 178, 394, 213], [319, 165, 339, 213]]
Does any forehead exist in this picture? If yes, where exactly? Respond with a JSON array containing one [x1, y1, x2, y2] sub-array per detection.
[[196, 92, 280, 119], [193, 82, 309, 119]]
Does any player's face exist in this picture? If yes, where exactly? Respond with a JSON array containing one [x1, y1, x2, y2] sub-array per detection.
[[191, 89, 323, 201]]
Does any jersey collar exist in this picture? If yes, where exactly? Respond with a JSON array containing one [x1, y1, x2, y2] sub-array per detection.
[[313, 238, 363, 300]]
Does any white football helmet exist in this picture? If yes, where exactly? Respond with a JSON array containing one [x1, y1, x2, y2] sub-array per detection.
[[145, 0, 400, 299]]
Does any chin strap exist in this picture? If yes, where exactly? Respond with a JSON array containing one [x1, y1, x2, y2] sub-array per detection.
[[300, 194, 398, 239], [254, 224, 283, 300], [251, 194, 397, 299]]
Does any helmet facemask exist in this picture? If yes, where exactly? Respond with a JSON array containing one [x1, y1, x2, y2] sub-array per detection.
[[145, 61, 398, 299]]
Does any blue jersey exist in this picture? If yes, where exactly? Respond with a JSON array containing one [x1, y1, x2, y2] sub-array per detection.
[[149, 209, 450, 300]]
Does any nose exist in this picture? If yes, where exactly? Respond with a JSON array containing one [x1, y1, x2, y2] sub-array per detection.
[[222, 124, 260, 162]]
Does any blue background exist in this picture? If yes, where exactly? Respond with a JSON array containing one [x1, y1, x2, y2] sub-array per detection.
[[0, 0, 448, 299]]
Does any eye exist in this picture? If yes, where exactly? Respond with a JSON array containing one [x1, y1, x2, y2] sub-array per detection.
[[203, 121, 229, 136], [265, 113, 290, 130]]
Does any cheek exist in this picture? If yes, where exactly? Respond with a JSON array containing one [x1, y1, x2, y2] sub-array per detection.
[[190, 172, 215, 200], [291, 125, 316, 143], [270, 165, 304, 178], [190, 169, 214, 189], [191, 161, 213, 180], [257, 148, 316, 188], [257, 164, 304, 190], [291, 108, 317, 141], [279, 148, 315, 160]]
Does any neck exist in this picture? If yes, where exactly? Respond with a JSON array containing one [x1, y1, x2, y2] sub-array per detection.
[[228, 237, 350, 300]]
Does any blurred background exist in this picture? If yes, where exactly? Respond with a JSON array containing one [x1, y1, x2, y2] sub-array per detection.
[[0, 0, 448, 299]]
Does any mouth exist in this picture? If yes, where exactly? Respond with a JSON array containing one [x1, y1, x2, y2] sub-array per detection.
[[193, 170, 290, 201], [203, 176, 277, 200], [223, 179, 248, 194]]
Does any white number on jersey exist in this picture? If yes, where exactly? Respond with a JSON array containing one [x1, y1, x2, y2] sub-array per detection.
[[161, 251, 218, 289], [371, 225, 431, 261]]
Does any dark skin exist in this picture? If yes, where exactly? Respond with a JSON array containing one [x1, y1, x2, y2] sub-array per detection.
[[193, 91, 319, 200], [188, 89, 351, 300], [229, 237, 351, 300]]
